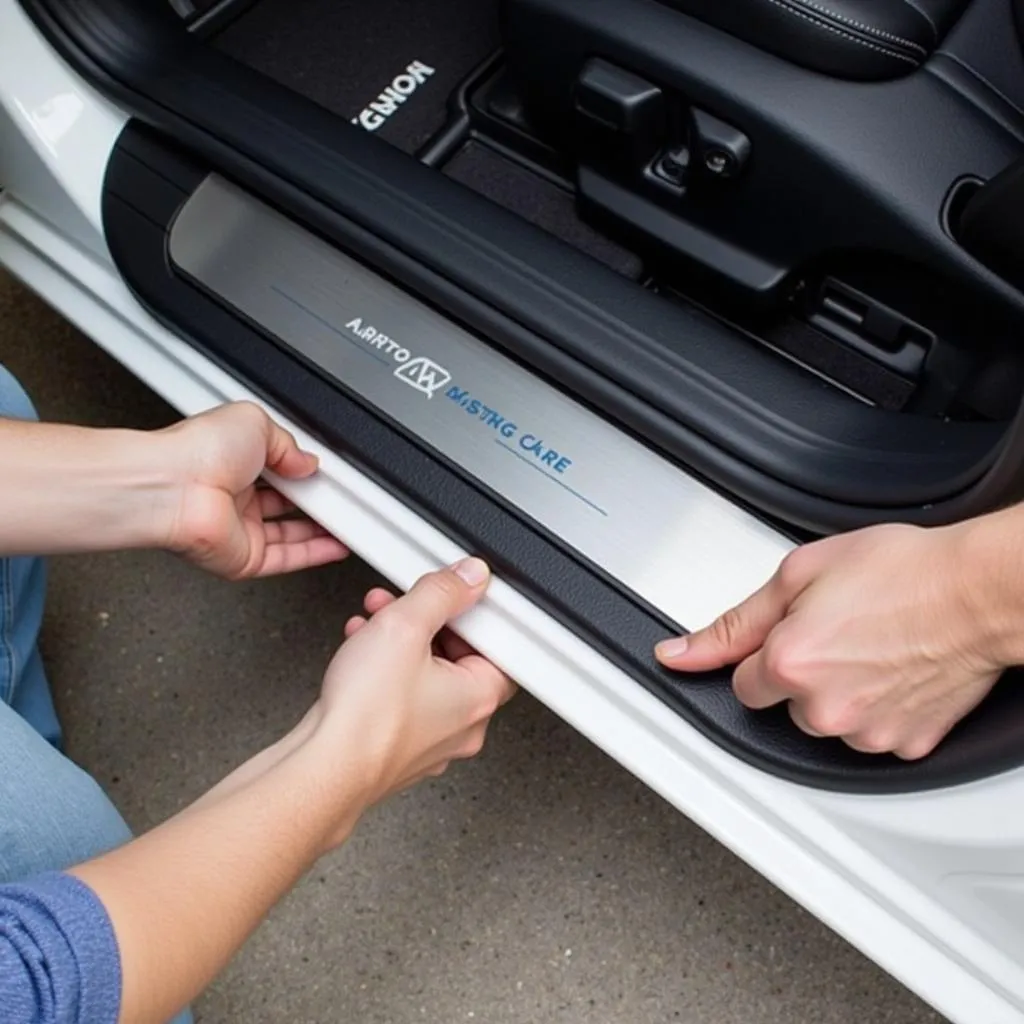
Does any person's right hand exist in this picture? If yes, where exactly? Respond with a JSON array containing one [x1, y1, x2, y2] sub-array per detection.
[[655, 522, 1004, 760], [313, 557, 516, 832]]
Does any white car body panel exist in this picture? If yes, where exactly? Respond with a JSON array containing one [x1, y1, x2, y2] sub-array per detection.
[[3, 3, 1024, 1021]]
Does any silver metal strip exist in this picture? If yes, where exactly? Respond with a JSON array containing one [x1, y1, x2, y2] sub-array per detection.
[[169, 175, 793, 629]]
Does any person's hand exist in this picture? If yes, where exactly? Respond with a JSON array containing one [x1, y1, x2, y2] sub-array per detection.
[[157, 402, 349, 579], [654, 522, 1007, 760], [309, 557, 516, 830]]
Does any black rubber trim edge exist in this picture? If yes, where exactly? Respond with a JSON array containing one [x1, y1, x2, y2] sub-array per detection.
[[101, 120, 1024, 794]]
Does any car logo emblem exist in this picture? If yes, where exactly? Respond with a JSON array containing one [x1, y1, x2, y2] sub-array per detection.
[[394, 356, 451, 398]]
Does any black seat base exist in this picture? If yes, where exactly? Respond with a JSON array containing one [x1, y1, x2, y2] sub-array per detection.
[[500, 0, 1024, 352]]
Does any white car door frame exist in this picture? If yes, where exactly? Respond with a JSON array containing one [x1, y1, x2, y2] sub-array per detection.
[[4, 5, 1024, 1021]]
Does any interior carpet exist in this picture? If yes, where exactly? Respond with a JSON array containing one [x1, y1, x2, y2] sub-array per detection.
[[444, 141, 645, 280], [214, 0, 499, 153]]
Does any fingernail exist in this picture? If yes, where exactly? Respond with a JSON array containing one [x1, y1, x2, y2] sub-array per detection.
[[656, 636, 689, 660], [452, 557, 489, 586]]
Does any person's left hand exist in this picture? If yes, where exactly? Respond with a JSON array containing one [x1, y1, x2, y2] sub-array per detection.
[[157, 401, 349, 579]]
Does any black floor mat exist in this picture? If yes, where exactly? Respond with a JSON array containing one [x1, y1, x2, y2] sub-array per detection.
[[215, 0, 499, 153], [444, 142, 645, 280]]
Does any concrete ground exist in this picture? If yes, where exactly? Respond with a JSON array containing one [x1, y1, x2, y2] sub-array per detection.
[[0, 270, 944, 1023]]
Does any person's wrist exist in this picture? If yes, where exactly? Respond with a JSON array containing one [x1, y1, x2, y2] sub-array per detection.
[[146, 424, 227, 555], [950, 509, 1024, 668], [91, 427, 183, 550], [291, 710, 379, 852]]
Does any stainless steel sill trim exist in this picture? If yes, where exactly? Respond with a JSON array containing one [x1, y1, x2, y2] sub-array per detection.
[[168, 174, 793, 630]]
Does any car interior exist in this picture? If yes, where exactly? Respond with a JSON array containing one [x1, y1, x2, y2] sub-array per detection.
[[21, 0, 1024, 791]]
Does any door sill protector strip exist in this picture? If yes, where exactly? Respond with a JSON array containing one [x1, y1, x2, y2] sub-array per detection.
[[168, 174, 793, 631]]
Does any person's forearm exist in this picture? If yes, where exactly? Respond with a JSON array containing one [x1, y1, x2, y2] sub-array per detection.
[[954, 503, 1024, 666], [0, 417, 174, 556], [180, 704, 322, 816], [69, 713, 368, 1024]]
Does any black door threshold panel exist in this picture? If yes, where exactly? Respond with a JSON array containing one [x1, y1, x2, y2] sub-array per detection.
[[23, 0, 1024, 537], [102, 120, 1024, 795]]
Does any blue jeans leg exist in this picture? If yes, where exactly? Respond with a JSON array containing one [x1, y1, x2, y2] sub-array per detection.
[[0, 364, 60, 747], [0, 363, 193, 1024], [0, 699, 132, 883]]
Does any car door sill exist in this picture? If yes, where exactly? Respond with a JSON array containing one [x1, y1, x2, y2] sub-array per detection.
[[98, 124, 1024, 795], [3, 193, 1022, 1024]]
